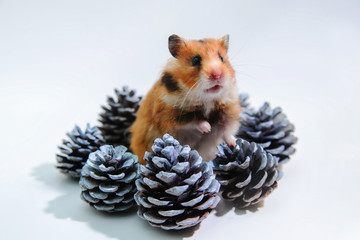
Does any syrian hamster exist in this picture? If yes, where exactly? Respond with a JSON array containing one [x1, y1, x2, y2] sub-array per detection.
[[130, 34, 241, 164]]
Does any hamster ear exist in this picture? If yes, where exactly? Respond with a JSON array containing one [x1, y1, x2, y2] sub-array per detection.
[[219, 34, 230, 51], [168, 34, 186, 58]]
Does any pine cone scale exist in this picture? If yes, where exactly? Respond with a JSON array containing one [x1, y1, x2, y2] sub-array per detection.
[[165, 185, 189, 196], [89, 190, 108, 200], [158, 209, 185, 217], [143, 211, 167, 224], [81, 192, 99, 203], [99, 184, 119, 192], [181, 194, 204, 207], [89, 171, 108, 180], [234, 172, 251, 188], [147, 196, 171, 206], [243, 188, 262, 202]]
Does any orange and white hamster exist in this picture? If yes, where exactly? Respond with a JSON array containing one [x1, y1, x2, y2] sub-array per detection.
[[130, 34, 241, 164]]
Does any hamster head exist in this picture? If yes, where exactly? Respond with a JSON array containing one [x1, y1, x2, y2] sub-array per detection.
[[164, 34, 236, 105]]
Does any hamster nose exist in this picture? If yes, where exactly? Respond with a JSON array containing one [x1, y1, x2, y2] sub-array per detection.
[[210, 70, 223, 81]]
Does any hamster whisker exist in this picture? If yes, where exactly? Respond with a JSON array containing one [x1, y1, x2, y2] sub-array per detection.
[[171, 78, 197, 108], [178, 81, 199, 116]]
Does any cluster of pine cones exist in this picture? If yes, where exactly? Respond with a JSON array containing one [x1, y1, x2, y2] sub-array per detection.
[[55, 86, 297, 231]]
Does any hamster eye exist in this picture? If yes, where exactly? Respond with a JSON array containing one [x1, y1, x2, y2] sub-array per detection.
[[219, 53, 224, 63], [191, 55, 202, 67]]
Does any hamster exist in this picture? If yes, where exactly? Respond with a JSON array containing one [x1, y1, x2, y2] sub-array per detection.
[[130, 34, 241, 164]]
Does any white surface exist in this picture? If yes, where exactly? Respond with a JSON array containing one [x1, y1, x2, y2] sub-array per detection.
[[1, 0, 359, 239]]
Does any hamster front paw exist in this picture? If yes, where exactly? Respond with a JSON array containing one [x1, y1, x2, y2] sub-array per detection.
[[197, 120, 211, 133]]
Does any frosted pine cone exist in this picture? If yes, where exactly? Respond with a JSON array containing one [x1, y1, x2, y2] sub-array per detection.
[[212, 138, 280, 208], [237, 102, 297, 165], [79, 145, 139, 212], [56, 124, 105, 178], [98, 86, 142, 147], [135, 134, 221, 230]]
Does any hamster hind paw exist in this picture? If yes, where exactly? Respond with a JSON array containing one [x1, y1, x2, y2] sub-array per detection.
[[224, 135, 236, 147]]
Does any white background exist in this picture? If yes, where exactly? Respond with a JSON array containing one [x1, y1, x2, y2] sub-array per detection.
[[1, 0, 359, 239]]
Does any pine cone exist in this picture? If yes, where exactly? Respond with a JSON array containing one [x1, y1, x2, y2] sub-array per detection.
[[56, 124, 105, 178], [134, 134, 221, 230], [79, 145, 139, 212], [239, 93, 250, 109], [236, 102, 297, 165], [212, 138, 280, 208], [98, 86, 142, 148]]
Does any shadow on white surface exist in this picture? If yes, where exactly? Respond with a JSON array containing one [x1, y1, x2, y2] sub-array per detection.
[[214, 196, 264, 217], [31, 164, 200, 240]]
